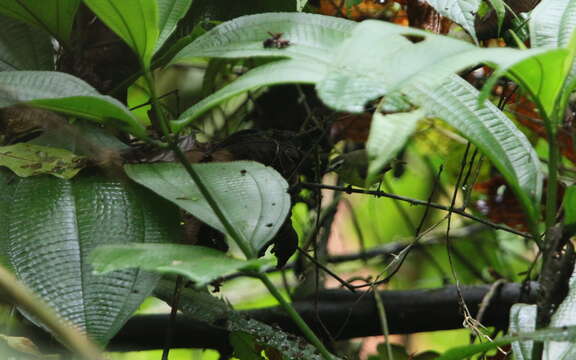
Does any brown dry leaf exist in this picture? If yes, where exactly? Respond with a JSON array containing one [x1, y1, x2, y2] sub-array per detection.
[[331, 113, 372, 142], [508, 94, 576, 164], [475, 175, 531, 231], [318, 0, 388, 20], [475, 176, 564, 231]]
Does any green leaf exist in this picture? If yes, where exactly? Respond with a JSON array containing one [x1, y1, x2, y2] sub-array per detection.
[[0, 14, 54, 71], [172, 59, 326, 132], [230, 332, 266, 360], [91, 244, 270, 287], [436, 326, 576, 360], [315, 20, 549, 112], [84, 0, 159, 69], [0, 143, 85, 179], [482, 47, 571, 122], [0, 71, 148, 139], [0, 173, 180, 345], [425, 0, 482, 41], [366, 109, 425, 185], [530, 0, 576, 49], [565, 186, 576, 225], [487, 0, 506, 34], [406, 76, 542, 227], [155, 0, 194, 53], [530, 0, 576, 116], [124, 161, 291, 255], [0, 0, 80, 46], [169, 12, 356, 66]]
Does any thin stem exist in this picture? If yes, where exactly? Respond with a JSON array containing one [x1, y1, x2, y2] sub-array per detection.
[[256, 273, 334, 360], [143, 70, 332, 359], [142, 71, 255, 258], [300, 182, 533, 239], [372, 284, 393, 360], [544, 130, 559, 230], [0, 265, 102, 359]]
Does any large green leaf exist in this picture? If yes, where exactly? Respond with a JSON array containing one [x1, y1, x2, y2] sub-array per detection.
[[483, 47, 571, 122], [124, 161, 291, 256], [0, 173, 180, 345], [406, 76, 542, 226], [155, 0, 194, 53], [84, 0, 158, 69], [0, 71, 148, 139], [0, 14, 53, 71], [529, 0, 576, 115], [173, 14, 553, 118], [316, 20, 551, 113], [91, 244, 269, 287], [530, 0, 576, 48], [425, 0, 482, 41], [172, 59, 327, 131], [366, 109, 425, 184], [0, 0, 80, 46], [170, 12, 356, 65]]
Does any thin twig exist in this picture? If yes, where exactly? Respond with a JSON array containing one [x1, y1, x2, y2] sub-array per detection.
[[297, 248, 356, 293], [162, 275, 184, 360], [300, 182, 532, 239]]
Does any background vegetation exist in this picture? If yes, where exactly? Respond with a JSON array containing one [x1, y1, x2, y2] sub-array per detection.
[[0, 0, 575, 359]]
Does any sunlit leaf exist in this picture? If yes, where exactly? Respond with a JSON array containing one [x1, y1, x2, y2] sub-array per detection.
[[91, 244, 270, 287], [530, 0, 576, 99], [481, 47, 571, 122], [0, 0, 80, 46], [0, 71, 148, 139], [170, 12, 356, 65], [0, 14, 53, 71], [0, 143, 85, 179], [124, 161, 291, 256], [316, 20, 550, 112], [84, 0, 158, 68], [155, 0, 194, 53], [530, 0, 576, 48]]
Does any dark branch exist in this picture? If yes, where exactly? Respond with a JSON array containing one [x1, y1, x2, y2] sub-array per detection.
[[106, 282, 537, 352]]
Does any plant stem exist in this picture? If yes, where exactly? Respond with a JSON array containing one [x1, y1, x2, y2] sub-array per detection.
[[142, 72, 255, 258], [544, 130, 559, 231], [0, 265, 102, 359], [256, 273, 334, 360], [143, 70, 332, 359]]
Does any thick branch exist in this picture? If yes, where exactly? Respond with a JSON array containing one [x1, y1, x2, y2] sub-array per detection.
[[107, 282, 537, 352]]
